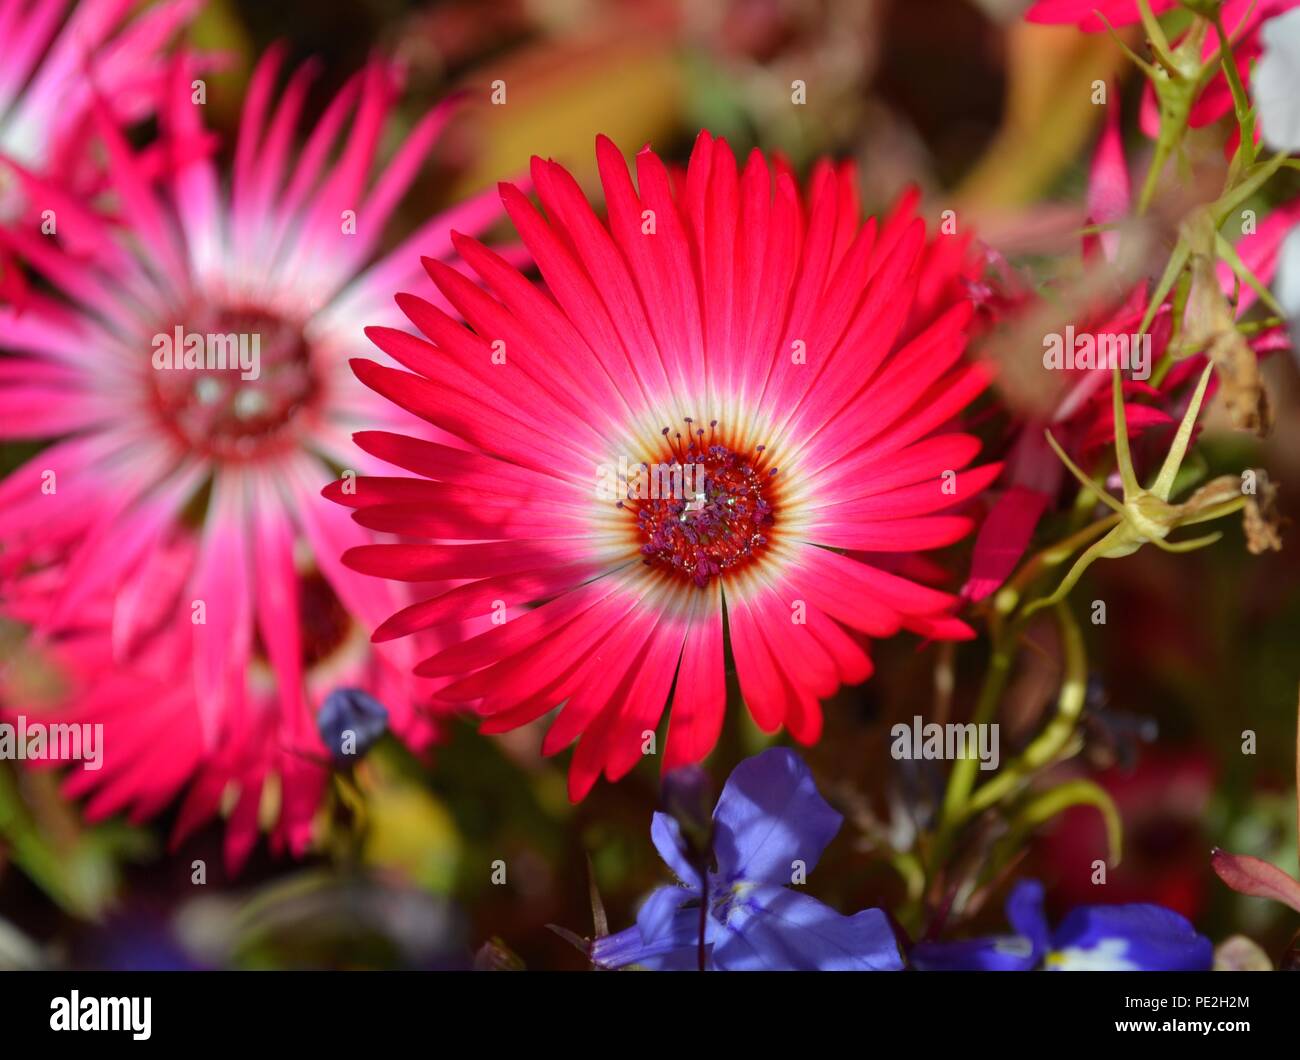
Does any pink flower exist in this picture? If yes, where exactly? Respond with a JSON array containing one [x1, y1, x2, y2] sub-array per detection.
[[332, 132, 999, 800], [963, 99, 1297, 602], [0, 0, 202, 218], [0, 0, 205, 301], [0, 48, 501, 871], [3, 552, 434, 873], [1026, 0, 1300, 133]]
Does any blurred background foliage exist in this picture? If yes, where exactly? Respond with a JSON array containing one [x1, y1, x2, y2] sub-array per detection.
[[1, 0, 1298, 970]]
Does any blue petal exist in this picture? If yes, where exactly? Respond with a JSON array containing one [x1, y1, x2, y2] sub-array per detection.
[[910, 935, 1039, 971], [711, 748, 842, 885], [589, 925, 698, 970], [1004, 879, 1052, 961], [709, 883, 903, 971], [1046, 903, 1214, 971], [636, 885, 696, 945], [910, 880, 1049, 970], [595, 889, 707, 972], [589, 925, 647, 969], [651, 812, 704, 889], [590, 894, 703, 971]]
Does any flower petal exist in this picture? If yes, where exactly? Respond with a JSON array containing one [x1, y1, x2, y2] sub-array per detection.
[[1211, 848, 1300, 914], [590, 896, 701, 971], [910, 935, 1039, 972], [1005, 879, 1052, 959], [711, 885, 902, 971], [1047, 903, 1213, 971], [711, 747, 842, 884], [651, 812, 704, 890], [637, 884, 697, 945]]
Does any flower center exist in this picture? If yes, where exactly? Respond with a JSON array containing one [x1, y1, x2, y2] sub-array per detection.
[[625, 420, 777, 587], [250, 568, 355, 677], [299, 569, 355, 668], [149, 304, 317, 461]]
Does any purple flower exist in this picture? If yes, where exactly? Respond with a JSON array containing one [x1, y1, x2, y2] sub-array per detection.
[[911, 880, 1214, 971], [590, 748, 903, 971]]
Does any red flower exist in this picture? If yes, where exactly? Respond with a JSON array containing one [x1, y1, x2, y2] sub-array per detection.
[[333, 132, 999, 799]]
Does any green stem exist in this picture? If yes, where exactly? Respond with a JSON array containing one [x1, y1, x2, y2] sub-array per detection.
[[1214, 9, 1257, 166], [1137, 137, 1174, 216], [939, 638, 1015, 829], [990, 780, 1124, 876], [929, 517, 1117, 881], [965, 603, 1087, 817], [991, 514, 1122, 634], [1214, 153, 1289, 226]]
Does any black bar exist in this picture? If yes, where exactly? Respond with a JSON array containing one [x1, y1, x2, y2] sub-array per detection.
[[0, 970, 1291, 1046]]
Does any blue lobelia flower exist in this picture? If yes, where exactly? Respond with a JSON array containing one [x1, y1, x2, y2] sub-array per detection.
[[911, 879, 1213, 971], [590, 747, 903, 971]]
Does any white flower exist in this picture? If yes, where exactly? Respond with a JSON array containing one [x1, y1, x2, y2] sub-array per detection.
[[1254, 8, 1300, 152], [1278, 224, 1300, 353]]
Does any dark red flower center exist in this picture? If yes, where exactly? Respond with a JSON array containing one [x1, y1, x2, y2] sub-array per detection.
[[299, 569, 354, 668], [150, 304, 318, 461], [250, 568, 354, 670], [625, 420, 777, 587]]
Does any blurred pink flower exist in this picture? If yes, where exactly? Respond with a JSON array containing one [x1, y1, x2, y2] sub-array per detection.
[[0, 0, 205, 299], [3, 552, 434, 872], [963, 98, 1296, 601], [0, 0, 202, 199], [0, 47, 501, 871], [1026, 0, 1300, 135]]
